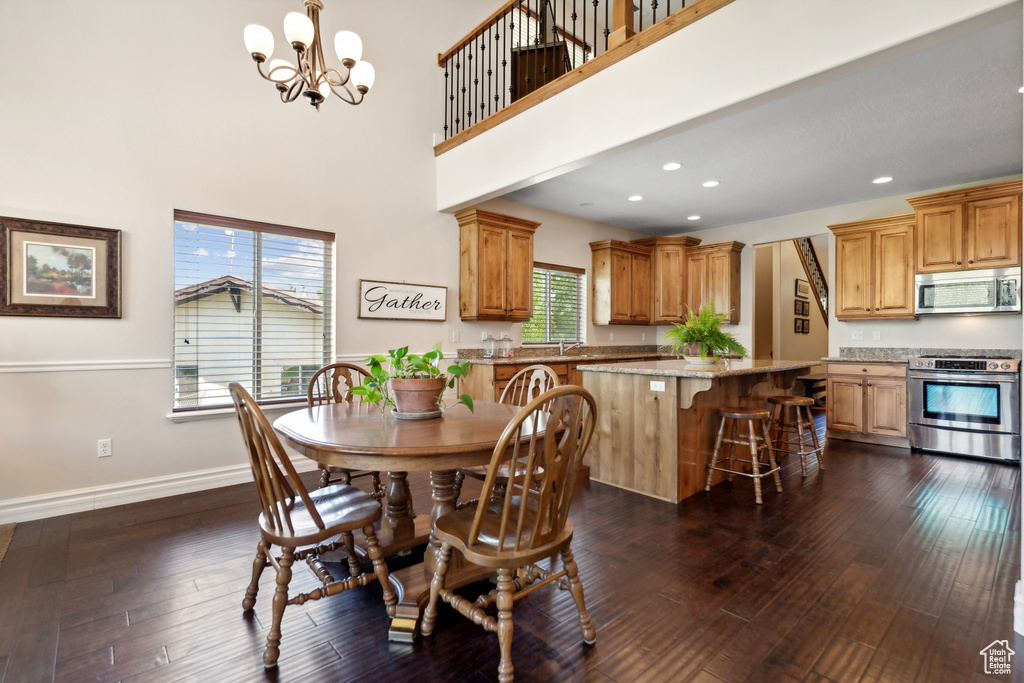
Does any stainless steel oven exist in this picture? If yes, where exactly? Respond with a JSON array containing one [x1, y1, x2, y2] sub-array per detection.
[[908, 357, 1020, 462]]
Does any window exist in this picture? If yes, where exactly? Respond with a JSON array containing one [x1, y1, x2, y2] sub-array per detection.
[[522, 262, 586, 344], [173, 210, 334, 410]]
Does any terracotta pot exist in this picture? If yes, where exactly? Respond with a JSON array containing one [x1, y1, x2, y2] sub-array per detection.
[[390, 377, 446, 415]]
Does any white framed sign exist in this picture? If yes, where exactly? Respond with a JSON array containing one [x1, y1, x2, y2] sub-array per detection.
[[358, 279, 447, 321]]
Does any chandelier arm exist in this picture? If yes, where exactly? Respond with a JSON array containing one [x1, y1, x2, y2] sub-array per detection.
[[282, 80, 304, 103], [326, 82, 362, 105], [322, 67, 351, 88]]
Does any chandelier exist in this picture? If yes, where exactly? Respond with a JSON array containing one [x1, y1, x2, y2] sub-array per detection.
[[243, 0, 375, 110]]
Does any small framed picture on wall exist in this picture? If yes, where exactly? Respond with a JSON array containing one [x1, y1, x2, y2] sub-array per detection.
[[794, 318, 803, 333], [802, 300, 810, 316], [795, 278, 811, 299], [794, 300, 803, 315], [802, 319, 810, 334]]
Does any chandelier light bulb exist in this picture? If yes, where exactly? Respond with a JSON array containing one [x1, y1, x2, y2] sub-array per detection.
[[318, 80, 332, 100], [334, 30, 363, 66], [244, 24, 274, 61], [267, 59, 296, 84], [283, 12, 314, 50], [350, 61, 376, 92]]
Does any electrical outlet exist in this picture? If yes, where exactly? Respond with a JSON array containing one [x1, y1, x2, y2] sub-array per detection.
[[97, 438, 112, 457], [872, 331, 881, 341], [851, 331, 864, 340], [650, 380, 666, 392], [641, 333, 646, 341], [451, 330, 460, 343], [609, 332, 614, 341], [481, 330, 488, 341]]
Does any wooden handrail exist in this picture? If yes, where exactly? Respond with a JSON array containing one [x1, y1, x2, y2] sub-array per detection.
[[437, 0, 525, 66]]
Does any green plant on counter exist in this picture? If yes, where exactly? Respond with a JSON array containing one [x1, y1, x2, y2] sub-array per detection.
[[663, 302, 748, 361], [349, 343, 474, 413]]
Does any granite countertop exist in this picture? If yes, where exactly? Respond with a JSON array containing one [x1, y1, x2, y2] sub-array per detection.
[[578, 358, 821, 378], [822, 356, 909, 364], [463, 347, 668, 365]]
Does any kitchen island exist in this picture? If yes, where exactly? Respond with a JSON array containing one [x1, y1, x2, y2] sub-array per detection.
[[581, 358, 820, 503]]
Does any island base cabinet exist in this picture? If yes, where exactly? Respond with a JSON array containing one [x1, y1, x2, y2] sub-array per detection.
[[584, 366, 809, 503], [585, 372, 679, 502]]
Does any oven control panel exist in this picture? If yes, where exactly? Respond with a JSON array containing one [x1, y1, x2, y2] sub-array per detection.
[[910, 357, 1019, 373]]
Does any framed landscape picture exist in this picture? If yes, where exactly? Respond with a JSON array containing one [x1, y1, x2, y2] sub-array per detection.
[[0, 216, 121, 318]]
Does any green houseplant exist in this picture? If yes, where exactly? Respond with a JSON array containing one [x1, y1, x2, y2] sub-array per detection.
[[663, 302, 748, 363], [350, 343, 474, 416]]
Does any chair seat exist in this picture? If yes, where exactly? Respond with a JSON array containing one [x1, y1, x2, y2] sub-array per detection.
[[719, 406, 770, 420], [766, 395, 815, 407], [259, 484, 382, 547], [434, 498, 574, 568], [460, 463, 545, 482]]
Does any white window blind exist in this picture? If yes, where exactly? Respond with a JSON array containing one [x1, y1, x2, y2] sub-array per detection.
[[173, 210, 334, 411], [523, 262, 586, 344]]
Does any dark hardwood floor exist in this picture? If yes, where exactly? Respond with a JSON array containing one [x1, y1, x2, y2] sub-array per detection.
[[1, 421, 1021, 682]]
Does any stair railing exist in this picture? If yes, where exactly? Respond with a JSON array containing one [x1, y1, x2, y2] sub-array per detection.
[[794, 237, 828, 326]]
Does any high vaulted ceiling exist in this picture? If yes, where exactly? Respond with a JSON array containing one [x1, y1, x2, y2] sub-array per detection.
[[503, 15, 1023, 236]]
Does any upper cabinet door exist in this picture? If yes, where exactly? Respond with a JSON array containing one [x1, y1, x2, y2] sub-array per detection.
[[874, 223, 915, 317], [630, 251, 651, 323], [685, 252, 707, 316], [652, 244, 685, 322], [834, 231, 872, 318], [609, 249, 633, 322], [916, 204, 963, 273], [477, 224, 510, 317], [506, 229, 534, 319], [965, 194, 1020, 270]]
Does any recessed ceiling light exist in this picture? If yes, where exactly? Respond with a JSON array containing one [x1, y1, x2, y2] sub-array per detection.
[[1019, 87, 1023, 93], [872, 176, 893, 184], [702, 180, 720, 188], [663, 162, 681, 171], [628, 195, 643, 202], [687, 215, 700, 221]]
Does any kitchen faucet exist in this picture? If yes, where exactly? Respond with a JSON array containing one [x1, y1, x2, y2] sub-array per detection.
[[559, 340, 582, 355]]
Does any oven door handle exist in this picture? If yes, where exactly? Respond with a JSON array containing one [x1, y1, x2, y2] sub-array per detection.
[[908, 371, 1019, 383]]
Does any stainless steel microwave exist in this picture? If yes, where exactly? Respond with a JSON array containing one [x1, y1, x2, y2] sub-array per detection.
[[915, 267, 1021, 315]]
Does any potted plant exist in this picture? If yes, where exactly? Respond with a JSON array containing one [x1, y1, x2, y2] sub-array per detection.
[[663, 302, 748, 364], [350, 343, 474, 418]]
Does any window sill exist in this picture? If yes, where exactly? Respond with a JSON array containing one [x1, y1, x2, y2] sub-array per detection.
[[167, 400, 307, 423]]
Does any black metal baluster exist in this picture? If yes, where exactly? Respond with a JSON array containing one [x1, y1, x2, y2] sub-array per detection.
[[603, 0, 609, 53], [499, 12, 507, 110], [443, 56, 450, 140]]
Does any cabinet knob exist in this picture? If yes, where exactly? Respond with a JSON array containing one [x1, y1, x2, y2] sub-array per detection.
[[865, 308, 870, 312], [862, 368, 867, 372], [957, 261, 962, 265], [867, 383, 872, 387], [968, 260, 973, 264]]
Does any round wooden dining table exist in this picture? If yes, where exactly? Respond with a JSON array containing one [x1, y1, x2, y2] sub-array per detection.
[[273, 399, 521, 642]]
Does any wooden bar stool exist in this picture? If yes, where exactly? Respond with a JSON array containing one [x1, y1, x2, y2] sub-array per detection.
[[767, 395, 824, 477], [704, 406, 781, 505]]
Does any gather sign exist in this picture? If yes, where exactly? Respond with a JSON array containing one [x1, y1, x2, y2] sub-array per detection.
[[357, 280, 447, 321]]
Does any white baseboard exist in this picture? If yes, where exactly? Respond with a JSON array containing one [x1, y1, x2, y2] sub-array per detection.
[[0, 459, 318, 525]]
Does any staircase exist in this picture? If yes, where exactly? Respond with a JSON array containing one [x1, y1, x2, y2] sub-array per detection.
[[794, 237, 828, 326]]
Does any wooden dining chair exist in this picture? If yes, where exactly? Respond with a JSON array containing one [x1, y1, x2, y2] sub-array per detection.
[[307, 362, 385, 499], [452, 364, 559, 507], [229, 382, 396, 669], [421, 385, 597, 682]]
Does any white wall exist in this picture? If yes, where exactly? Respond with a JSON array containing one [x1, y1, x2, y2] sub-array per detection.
[[678, 176, 1024, 358], [777, 240, 828, 361], [0, 1, 645, 520]]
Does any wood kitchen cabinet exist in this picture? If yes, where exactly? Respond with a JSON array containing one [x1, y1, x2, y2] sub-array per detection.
[[828, 214, 915, 320], [631, 236, 702, 324], [590, 240, 652, 325], [826, 362, 908, 447], [684, 241, 743, 324], [460, 361, 570, 402], [456, 208, 540, 321], [906, 180, 1021, 273]]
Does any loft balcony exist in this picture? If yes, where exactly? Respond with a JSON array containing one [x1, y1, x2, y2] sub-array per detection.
[[434, 0, 1020, 225]]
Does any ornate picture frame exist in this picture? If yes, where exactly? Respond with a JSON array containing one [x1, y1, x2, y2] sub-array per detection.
[[0, 216, 121, 318], [795, 278, 810, 299]]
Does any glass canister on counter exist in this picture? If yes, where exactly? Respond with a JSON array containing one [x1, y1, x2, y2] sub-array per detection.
[[498, 334, 514, 358], [482, 334, 497, 358]]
